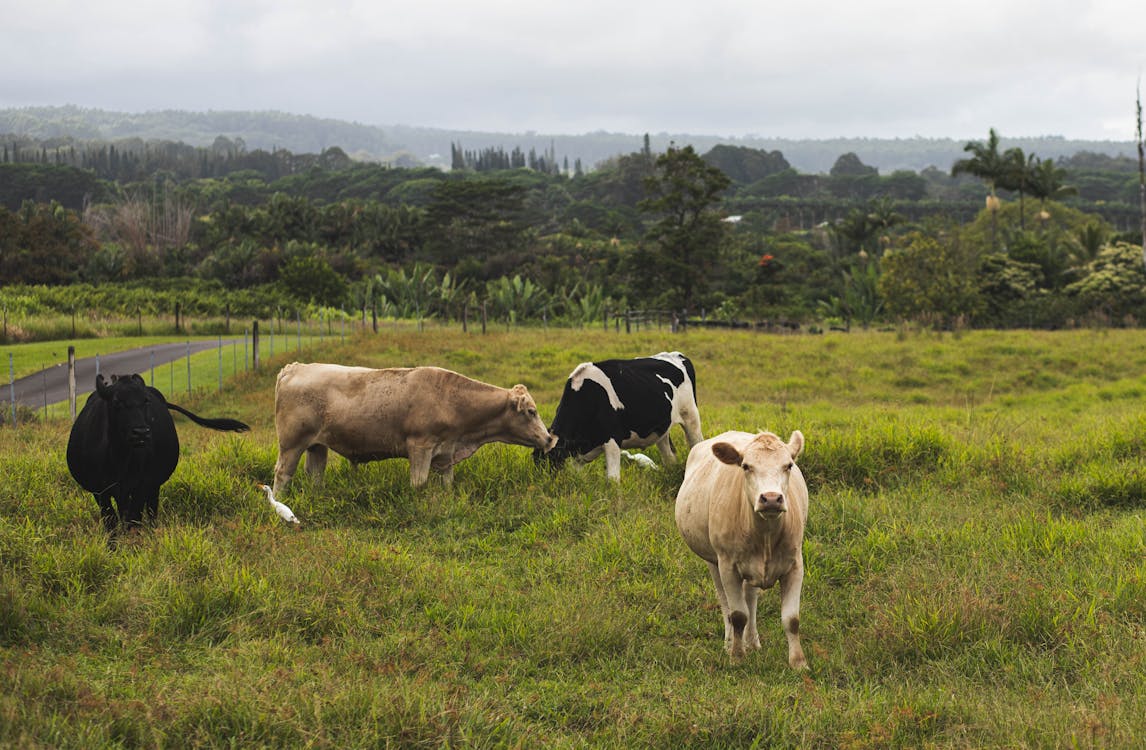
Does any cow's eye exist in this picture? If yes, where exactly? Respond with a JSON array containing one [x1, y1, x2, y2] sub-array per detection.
[[785, 462, 793, 472], [741, 463, 751, 472]]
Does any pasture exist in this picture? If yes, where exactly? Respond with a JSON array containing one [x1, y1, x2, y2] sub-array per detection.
[[1, 326, 1144, 748]]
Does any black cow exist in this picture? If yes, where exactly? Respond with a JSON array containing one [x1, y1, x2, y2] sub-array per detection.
[[535, 352, 703, 480], [66, 374, 250, 540]]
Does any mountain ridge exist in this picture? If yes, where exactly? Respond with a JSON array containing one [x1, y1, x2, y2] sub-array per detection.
[[1, 105, 1139, 174]]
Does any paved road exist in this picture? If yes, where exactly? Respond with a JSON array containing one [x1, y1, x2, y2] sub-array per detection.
[[3, 340, 240, 409]]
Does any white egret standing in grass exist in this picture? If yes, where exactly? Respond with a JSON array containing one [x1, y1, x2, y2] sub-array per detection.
[[257, 483, 300, 524], [620, 450, 659, 469]]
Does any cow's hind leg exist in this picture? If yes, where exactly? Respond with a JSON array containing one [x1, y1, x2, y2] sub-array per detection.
[[437, 464, 455, 487], [780, 564, 807, 669], [655, 434, 677, 465], [680, 407, 703, 447], [305, 444, 329, 485], [603, 440, 623, 480]]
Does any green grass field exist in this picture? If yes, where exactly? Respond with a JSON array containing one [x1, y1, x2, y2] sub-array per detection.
[[1, 327, 1143, 748]]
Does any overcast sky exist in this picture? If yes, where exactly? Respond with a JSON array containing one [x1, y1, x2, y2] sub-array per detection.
[[2, 0, 1144, 142]]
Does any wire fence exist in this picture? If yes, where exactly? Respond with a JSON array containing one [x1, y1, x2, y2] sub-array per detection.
[[1, 314, 355, 427], [1, 305, 782, 428]]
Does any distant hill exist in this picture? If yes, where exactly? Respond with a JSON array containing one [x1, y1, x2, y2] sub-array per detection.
[[1, 105, 1139, 175]]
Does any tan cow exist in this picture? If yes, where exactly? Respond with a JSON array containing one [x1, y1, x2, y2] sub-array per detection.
[[272, 362, 556, 492], [675, 430, 809, 669]]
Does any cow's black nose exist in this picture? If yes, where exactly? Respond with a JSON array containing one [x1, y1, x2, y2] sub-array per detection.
[[756, 492, 785, 514], [130, 426, 151, 443]]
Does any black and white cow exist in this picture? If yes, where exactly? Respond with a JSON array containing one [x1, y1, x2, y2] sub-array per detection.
[[66, 374, 249, 542], [535, 352, 702, 480]]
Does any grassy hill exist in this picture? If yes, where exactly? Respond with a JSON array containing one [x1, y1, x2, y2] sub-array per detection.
[[1, 326, 1143, 747]]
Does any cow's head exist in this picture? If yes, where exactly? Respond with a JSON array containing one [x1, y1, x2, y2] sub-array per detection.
[[509, 384, 557, 453], [712, 430, 804, 517], [533, 438, 573, 471], [97, 374, 157, 454]]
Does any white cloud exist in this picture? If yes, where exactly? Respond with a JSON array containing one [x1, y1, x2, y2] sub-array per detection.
[[2, 0, 1144, 140]]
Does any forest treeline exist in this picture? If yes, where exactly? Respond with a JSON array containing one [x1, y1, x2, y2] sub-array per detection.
[[1, 126, 1145, 335]]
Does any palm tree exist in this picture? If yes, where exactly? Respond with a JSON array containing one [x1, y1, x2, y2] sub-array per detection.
[[1027, 157, 1078, 215], [998, 147, 1034, 230], [952, 128, 1008, 249]]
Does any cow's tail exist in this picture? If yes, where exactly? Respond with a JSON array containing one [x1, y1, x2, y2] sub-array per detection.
[[165, 402, 250, 432]]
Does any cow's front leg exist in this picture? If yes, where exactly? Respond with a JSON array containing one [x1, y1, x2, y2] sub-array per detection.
[[120, 496, 145, 532], [779, 562, 807, 669], [142, 486, 160, 523], [655, 433, 677, 465], [705, 561, 733, 649], [408, 444, 433, 487], [273, 445, 305, 496], [717, 557, 750, 661], [603, 440, 622, 480], [95, 493, 118, 536], [741, 582, 762, 651]]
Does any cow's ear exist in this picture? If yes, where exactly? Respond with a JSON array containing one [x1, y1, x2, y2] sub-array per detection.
[[712, 442, 742, 466], [787, 430, 805, 460], [95, 374, 111, 398], [131, 374, 145, 386], [509, 384, 529, 412]]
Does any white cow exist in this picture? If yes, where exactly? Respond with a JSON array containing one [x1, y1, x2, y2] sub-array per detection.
[[675, 430, 809, 668]]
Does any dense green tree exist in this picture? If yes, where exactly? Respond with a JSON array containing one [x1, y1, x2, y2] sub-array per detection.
[[738, 233, 833, 320], [638, 144, 731, 310], [830, 153, 878, 177], [1065, 241, 1146, 321], [702, 145, 790, 185], [879, 231, 982, 325], [880, 170, 928, 200], [0, 201, 98, 284], [422, 178, 529, 267], [975, 253, 1043, 326], [278, 242, 348, 306]]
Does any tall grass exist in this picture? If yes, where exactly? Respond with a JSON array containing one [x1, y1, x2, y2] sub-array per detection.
[[1, 327, 1143, 748]]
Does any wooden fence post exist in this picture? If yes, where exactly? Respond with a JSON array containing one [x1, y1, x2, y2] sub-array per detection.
[[252, 320, 261, 370]]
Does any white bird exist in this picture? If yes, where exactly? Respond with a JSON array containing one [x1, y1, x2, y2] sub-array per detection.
[[257, 483, 300, 524], [620, 450, 659, 469]]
